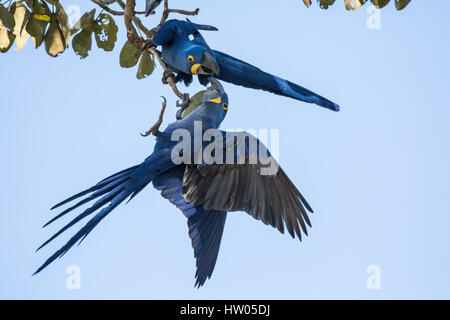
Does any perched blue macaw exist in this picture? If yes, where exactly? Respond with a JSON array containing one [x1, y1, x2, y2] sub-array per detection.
[[144, 19, 340, 112], [34, 80, 313, 287]]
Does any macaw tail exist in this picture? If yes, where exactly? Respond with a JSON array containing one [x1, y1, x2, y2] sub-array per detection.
[[212, 50, 340, 112], [33, 164, 152, 275]]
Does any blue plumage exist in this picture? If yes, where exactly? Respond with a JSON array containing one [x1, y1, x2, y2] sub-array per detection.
[[147, 19, 340, 112], [34, 81, 229, 286], [153, 166, 227, 287], [35, 80, 314, 287]]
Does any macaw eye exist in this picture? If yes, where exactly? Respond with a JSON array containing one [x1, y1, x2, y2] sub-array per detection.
[[223, 103, 228, 110], [188, 55, 195, 62]]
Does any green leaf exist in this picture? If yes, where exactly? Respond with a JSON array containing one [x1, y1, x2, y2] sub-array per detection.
[[70, 9, 96, 36], [345, 0, 367, 10], [0, 23, 16, 52], [182, 91, 206, 118], [18, 6, 31, 36], [23, 0, 35, 9], [32, 0, 51, 16], [119, 40, 140, 68], [25, 14, 48, 48], [370, 0, 390, 9], [136, 51, 155, 79], [55, 3, 70, 47], [319, 0, 336, 9], [26, 0, 51, 48], [44, 0, 60, 5], [94, 13, 117, 52], [44, 14, 65, 57], [11, 2, 31, 51], [72, 29, 92, 58], [394, 0, 410, 10], [0, 4, 16, 30]]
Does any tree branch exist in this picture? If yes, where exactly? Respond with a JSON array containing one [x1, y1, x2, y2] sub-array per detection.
[[121, 0, 198, 101], [116, 0, 152, 37], [123, 0, 143, 48], [98, 0, 116, 4], [168, 8, 199, 16], [91, 0, 146, 16], [148, 0, 199, 39], [150, 48, 184, 99]]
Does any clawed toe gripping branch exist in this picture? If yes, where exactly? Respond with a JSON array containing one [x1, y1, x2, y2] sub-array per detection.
[[141, 96, 166, 137], [113, 0, 198, 123], [90, 0, 200, 130]]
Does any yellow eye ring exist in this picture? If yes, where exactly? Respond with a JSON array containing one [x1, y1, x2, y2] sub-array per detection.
[[223, 103, 228, 110], [188, 55, 195, 62]]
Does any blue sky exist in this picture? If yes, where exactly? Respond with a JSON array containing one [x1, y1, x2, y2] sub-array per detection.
[[1, 0, 450, 299]]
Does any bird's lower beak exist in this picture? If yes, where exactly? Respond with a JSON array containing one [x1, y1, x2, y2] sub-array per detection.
[[208, 78, 220, 89], [208, 78, 225, 96], [197, 52, 220, 76]]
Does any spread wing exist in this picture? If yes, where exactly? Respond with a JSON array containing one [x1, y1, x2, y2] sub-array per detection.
[[152, 166, 227, 287], [182, 131, 313, 241]]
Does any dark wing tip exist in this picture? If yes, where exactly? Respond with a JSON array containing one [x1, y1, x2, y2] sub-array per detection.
[[195, 24, 218, 32], [322, 100, 340, 112], [311, 94, 340, 112], [194, 274, 210, 288]]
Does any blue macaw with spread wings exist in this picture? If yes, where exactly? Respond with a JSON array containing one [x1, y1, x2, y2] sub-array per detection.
[[34, 80, 313, 287]]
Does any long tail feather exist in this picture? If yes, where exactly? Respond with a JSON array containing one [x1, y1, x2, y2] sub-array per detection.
[[37, 185, 124, 251], [44, 175, 131, 228], [50, 165, 138, 210], [213, 50, 340, 112], [34, 190, 129, 275], [34, 164, 152, 275]]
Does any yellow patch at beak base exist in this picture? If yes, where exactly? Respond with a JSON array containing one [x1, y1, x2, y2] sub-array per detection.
[[191, 64, 201, 74], [208, 96, 222, 104]]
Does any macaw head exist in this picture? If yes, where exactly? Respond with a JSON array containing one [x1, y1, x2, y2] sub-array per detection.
[[201, 78, 228, 124], [180, 44, 220, 77]]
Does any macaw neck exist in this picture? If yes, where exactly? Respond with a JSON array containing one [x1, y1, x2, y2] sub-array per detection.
[[188, 103, 224, 130]]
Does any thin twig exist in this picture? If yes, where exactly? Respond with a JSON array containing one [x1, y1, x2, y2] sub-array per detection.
[[116, 0, 152, 37], [98, 0, 116, 5], [121, 0, 198, 100], [123, 0, 143, 48], [150, 48, 184, 99], [168, 8, 199, 15], [148, 0, 199, 38], [91, 0, 145, 16]]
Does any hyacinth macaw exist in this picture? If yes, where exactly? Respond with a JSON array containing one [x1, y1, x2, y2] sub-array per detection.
[[34, 79, 313, 287], [143, 19, 340, 112]]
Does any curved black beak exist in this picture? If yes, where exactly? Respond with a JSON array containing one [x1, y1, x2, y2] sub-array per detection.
[[199, 52, 220, 77], [208, 78, 225, 96]]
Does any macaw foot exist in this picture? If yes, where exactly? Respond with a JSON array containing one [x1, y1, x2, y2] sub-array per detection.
[[141, 39, 156, 53], [162, 70, 176, 85], [176, 93, 191, 120], [141, 96, 167, 137]]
